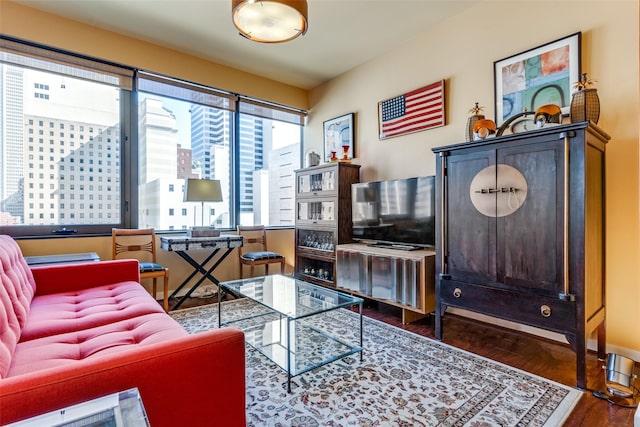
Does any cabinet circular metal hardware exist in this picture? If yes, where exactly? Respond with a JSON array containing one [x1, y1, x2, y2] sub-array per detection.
[[469, 164, 528, 218], [540, 305, 552, 317], [453, 288, 462, 298]]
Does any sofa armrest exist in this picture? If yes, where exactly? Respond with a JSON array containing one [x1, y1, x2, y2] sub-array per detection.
[[31, 259, 140, 295], [0, 327, 246, 427]]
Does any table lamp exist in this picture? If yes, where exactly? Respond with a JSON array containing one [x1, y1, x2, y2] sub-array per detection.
[[184, 178, 223, 237]]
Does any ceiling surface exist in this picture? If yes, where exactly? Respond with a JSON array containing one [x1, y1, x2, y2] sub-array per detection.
[[13, 0, 477, 89]]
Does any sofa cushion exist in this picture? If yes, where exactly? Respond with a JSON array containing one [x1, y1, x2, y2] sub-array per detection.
[[8, 312, 188, 377], [20, 282, 166, 342], [0, 235, 36, 379]]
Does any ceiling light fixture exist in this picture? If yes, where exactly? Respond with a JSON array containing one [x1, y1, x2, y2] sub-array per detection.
[[232, 0, 308, 43]]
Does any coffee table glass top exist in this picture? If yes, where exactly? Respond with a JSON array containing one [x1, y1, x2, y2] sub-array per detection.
[[219, 275, 363, 391], [219, 274, 363, 319]]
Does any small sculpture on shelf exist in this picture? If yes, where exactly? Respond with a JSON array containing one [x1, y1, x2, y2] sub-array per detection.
[[534, 104, 562, 128], [472, 119, 496, 140]]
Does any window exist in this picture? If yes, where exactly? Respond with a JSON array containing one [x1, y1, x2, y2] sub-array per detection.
[[137, 73, 235, 231], [137, 72, 304, 230], [1, 38, 305, 236], [236, 99, 302, 227], [0, 37, 132, 234]]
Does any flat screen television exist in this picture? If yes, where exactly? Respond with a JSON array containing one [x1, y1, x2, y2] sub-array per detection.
[[351, 176, 435, 250]]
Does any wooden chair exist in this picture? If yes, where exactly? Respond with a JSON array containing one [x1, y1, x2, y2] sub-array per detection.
[[237, 225, 285, 278], [112, 228, 169, 311]]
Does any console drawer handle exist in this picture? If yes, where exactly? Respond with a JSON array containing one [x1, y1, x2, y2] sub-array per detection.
[[540, 305, 552, 317], [453, 288, 462, 298]]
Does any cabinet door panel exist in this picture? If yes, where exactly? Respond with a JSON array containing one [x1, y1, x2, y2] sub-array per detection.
[[296, 200, 336, 226], [296, 168, 337, 196], [498, 142, 564, 293], [446, 151, 496, 282]]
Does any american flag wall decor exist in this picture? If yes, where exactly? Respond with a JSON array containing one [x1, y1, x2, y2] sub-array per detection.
[[378, 80, 445, 139]]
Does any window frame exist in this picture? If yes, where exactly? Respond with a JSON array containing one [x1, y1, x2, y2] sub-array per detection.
[[0, 37, 306, 238], [0, 36, 134, 237]]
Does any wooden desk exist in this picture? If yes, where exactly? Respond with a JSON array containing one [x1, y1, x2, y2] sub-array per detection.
[[160, 234, 243, 310]]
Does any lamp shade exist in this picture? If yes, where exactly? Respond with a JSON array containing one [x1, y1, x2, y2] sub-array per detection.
[[184, 179, 223, 202], [232, 0, 308, 43]]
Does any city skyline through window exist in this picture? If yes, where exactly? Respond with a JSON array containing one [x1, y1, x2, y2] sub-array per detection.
[[0, 65, 122, 228], [1, 46, 303, 235], [137, 93, 301, 230]]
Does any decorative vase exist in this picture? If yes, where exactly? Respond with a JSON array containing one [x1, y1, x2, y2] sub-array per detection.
[[329, 151, 338, 162], [305, 150, 320, 167], [570, 73, 600, 124], [466, 102, 485, 142], [341, 145, 350, 161], [570, 88, 600, 124]]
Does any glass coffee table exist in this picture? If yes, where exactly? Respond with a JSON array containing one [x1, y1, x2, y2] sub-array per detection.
[[218, 274, 363, 392]]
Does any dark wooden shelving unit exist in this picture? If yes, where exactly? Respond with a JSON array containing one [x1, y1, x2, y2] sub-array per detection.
[[294, 162, 360, 287]]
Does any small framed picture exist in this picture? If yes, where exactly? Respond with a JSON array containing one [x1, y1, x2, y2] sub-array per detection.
[[494, 32, 581, 126], [323, 113, 354, 162]]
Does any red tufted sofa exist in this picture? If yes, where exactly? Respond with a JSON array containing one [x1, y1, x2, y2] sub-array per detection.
[[0, 235, 246, 426]]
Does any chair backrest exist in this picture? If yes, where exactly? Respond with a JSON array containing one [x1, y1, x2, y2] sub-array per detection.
[[236, 225, 268, 256], [112, 228, 157, 263]]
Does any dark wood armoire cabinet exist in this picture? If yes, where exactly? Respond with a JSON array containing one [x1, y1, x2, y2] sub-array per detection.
[[432, 121, 609, 389]]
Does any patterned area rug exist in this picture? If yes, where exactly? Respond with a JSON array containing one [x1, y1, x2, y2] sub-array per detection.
[[170, 299, 582, 426]]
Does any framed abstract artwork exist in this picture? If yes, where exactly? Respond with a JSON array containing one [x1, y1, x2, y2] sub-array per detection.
[[494, 32, 581, 126], [323, 113, 354, 162]]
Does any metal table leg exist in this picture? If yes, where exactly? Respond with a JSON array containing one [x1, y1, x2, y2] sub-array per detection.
[[287, 316, 292, 393], [169, 248, 236, 310], [359, 301, 363, 362]]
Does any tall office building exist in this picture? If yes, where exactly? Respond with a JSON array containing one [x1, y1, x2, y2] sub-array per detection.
[[0, 65, 25, 224], [189, 104, 300, 226], [267, 142, 299, 226], [190, 104, 273, 225], [1, 65, 121, 226], [138, 97, 199, 230], [190, 105, 230, 180], [238, 115, 268, 219], [23, 116, 120, 225], [138, 97, 178, 183]]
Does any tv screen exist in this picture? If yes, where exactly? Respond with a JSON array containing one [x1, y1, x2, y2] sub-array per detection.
[[351, 176, 435, 249]]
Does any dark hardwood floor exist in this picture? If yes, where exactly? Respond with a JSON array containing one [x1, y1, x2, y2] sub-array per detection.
[[171, 295, 638, 426]]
